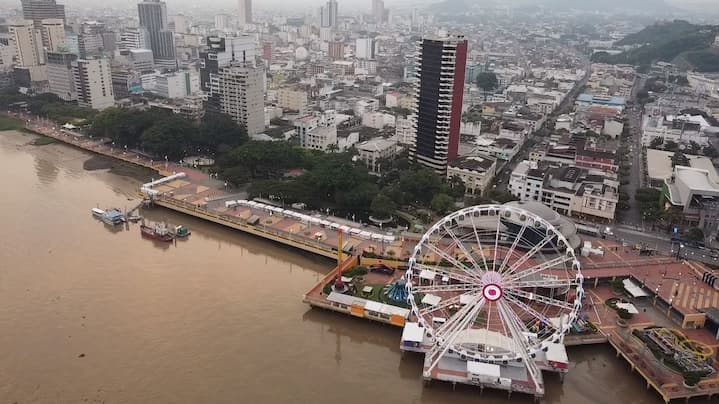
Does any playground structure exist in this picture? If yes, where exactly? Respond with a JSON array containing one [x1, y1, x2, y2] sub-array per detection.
[[635, 327, 715, 376]]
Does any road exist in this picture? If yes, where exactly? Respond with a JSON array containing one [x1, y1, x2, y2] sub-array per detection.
[[490, 58, 592, 193], [617, 74, 647, 228]]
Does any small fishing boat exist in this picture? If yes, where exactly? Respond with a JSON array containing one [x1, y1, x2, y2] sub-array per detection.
[[172, 225, 191, 238], [127, 213, 143, 222], [140, 222, 174, 242]]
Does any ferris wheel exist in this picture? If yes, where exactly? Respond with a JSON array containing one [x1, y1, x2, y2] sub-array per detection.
[[405, 205, 583, 393]]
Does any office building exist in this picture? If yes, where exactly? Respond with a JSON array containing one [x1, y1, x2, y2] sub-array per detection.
[[199, 35, 256, 94], [117, 48, 154, 71], [154, 70, 199, 99], [238, 0, 252, 25], [295, 112, 338, 152], [119, 27, 150, 51], [277, 87, 308, 112], [355, 38, 375, 60], [40, 18, 65, 52], [372, 0, 385, 23], [112, 69, 143, 99], [215, 14, 231, 31], [8, 20, 43, 67], [73, 57, 114, 110], [46, 51, 77, 100], [320, 0, 338, 28], [409, 35, 468, 173], [21, 0, 65, 46], [215, 65, 264, 135], [138, 0, 176, 64], [328, 41, 344, 60]]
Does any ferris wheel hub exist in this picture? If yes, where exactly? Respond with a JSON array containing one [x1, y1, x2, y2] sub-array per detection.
[[481, 271, 504, 301]]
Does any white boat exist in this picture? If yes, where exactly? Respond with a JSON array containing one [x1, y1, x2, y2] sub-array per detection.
[[91, 208, 105, 218]]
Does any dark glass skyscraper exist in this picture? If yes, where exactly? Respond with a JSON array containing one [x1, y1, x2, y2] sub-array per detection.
[[410, 35, 468, 173], [137, 0, 175, 64], [21, 0, 65, 25]]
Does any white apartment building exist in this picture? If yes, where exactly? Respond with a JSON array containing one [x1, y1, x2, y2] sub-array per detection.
[[361, 111, 395, 129], [154, 70, 200, 99], [508, 160, 545, 202], [473, 137, 520, 161], [295, 111, 338, 151], [395, 115, 414, 145], [447, 155, 497, 195], [353, 98, 379, 116], [355, 38, 376, 59], [119, 27, 150, 51], [215, 65, 265, 136], [41, 19, 65, 52], [509, 161, 619, 221], [73, 58, 114, 110], [356, 137, 398, 173], [8, 20, 43, 67]]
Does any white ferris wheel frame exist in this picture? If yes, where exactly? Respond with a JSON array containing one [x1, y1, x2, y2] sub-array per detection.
[[405, 204, 584, 380]]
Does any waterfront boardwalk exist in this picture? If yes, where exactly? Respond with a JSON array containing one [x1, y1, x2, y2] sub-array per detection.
[[10, 113, 719, 403]]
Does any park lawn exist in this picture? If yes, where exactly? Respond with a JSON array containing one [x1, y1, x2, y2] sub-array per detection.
[[0, 115, 25, 131]]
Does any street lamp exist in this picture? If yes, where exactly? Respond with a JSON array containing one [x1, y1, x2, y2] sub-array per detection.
[[675, 243, 684, 260]]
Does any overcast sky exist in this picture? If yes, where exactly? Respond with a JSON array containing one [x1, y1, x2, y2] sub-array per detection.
[[2, 0, 717, 14]]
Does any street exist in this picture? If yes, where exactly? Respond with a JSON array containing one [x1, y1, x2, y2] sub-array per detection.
[[617, 74, 647, 229]]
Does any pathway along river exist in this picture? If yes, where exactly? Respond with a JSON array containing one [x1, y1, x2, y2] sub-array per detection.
[[0, 130, 662, 404]]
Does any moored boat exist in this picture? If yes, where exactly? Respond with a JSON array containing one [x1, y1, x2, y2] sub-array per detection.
[[140, 223, 174, 242], [101, 208, 125, 226], [127, 213, 143, 222], [172, 225, 191, 238]]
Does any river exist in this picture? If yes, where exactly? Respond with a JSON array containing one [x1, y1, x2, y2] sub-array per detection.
[[0, 130, 662, 404]]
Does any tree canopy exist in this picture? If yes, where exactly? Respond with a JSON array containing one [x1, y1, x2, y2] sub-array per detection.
[[370, 193, 397, 219], [476, 72, 498, 92]]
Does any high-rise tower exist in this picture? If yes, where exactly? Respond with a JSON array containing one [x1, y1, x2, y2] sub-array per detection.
[[137, 0, 175, 65], [409, 35, 468, 173], [238, 0, 252, 25]]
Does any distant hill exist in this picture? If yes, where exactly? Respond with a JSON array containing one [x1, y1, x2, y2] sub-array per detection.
[[616, 20, 698, 46], [592, 20, 719, 72]]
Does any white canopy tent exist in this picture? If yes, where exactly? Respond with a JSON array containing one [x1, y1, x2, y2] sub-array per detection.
[[623, 279, 649, 298]]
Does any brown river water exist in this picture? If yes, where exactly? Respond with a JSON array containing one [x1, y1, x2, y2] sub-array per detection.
[[0, 130, 663, 404]]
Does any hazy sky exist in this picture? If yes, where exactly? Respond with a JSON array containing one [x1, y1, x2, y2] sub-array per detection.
[[1, 0, 717, 14]]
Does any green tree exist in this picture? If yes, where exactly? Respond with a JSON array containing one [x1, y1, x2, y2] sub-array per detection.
[[671, 151, 689, 167], [140, 116, 195, 160], [196, 112, 248, 154], [476, 72, 498, 92], [664, 140, 679, 152], [431, 193, 454, 214], [399, 169, 441, 206], [686, 227, 704, 242], [703, 144, 718, 158], [370, 193, 397, 219], [649, 137, 664, 149]]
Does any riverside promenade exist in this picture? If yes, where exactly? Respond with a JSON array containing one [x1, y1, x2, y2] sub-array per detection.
[[9, 113, 719, 403]]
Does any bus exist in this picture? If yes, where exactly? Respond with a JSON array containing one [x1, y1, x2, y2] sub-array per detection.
[[575, 224, 613, 239]]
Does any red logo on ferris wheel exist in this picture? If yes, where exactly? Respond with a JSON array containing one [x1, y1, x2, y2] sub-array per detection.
[[483, 283, 503, 301]]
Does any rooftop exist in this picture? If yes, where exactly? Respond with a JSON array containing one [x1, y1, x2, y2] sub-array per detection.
[[449, 155, 496, 172]]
